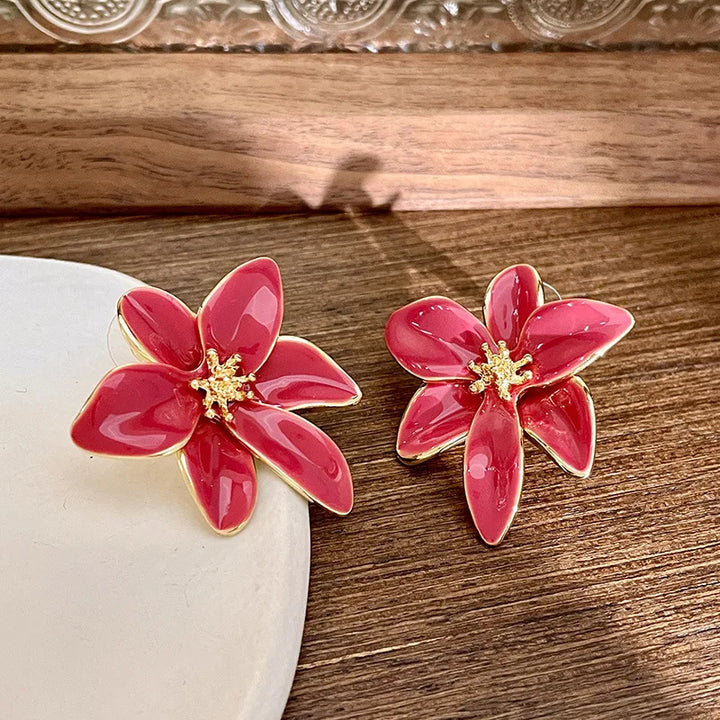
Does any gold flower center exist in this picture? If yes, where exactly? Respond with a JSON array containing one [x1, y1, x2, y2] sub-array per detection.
[[190, 349, 256, 422], [467, 341, 533, 401]]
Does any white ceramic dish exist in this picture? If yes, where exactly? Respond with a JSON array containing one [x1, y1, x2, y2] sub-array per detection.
[[0, 255, 310, 720]]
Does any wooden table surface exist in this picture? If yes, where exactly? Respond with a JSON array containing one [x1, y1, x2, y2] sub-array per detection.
[[3, 54, 720, 212], [2, 206, 719, 719]]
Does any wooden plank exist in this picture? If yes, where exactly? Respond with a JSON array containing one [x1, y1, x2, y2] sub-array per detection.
[[1, 53, 719, 211], [2, 206, 719, 718]]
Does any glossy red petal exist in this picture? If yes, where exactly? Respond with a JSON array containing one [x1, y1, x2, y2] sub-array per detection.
[[254, 336, 361, 410], [71, 364, 202, 457], [397, 382, 481, 463], [197, 257, 283, 372], [464, 392, 524, 545], [385, 296, 496, 381], [179, 418, 257, 534], [118, 287, 203, 371], [519, 377, 596, 478], [516, 299, 635, 387], [484, 264, 544, 350], [227, 402, 353, 515]]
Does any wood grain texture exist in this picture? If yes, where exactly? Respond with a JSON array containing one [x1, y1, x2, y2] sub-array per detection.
[[1, 206, 719, 718], [2, 53, 720, 212]]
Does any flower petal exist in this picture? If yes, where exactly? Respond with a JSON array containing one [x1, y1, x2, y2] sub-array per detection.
[[519, 377, 595, 478], [385, 296, 495, 381], [197, 257, 283, 372], [71, 364, 202, 457], [118, 287, 203, 370], [484, 264, 544, 350], [178, 418, 257, 534], [463, 392, 524, 545], [227, 402, 353, 515], [253, 336, 361, 410], [516, 299, 635, 387], [397, 382, 481, 463]]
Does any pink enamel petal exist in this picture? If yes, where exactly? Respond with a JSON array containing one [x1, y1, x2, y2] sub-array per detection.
[[197, 257, 283, 372], [484, 264, 544, 350], [516, 299, 635, 387], [464, 392, 524, 546], [227, 402, 353, 515], [118, 287, 203, 370], [254, 336, 361, 411], [385, 296, 496, 381], [397, 382, 481, 463], [179, 418, 257, 534], [518, 377, 595, 478], [71, 364, 202, 457]]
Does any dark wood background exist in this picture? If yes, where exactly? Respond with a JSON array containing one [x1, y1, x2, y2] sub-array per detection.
[[2, 206, 719, 719], [3, 54, 720, 212]]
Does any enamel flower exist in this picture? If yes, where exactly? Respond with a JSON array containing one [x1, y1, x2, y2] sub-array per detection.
[[72, 257, 361, 535], [385, 264, 634, 546]]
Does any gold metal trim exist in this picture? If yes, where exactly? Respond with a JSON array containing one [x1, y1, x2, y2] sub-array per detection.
[[467, 341, 533, 400], [190, 348, 257, 422]]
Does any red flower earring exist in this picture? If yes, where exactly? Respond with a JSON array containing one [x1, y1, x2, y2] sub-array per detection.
[[385, 264, 634, 546], [71, 257, 361, 535]]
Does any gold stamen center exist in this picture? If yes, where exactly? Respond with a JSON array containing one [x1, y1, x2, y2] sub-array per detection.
[[468, 341, 533, 401], [190, 349, 255, 422]]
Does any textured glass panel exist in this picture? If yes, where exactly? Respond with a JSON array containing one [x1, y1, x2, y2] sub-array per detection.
[[0, 0, 718, 47]]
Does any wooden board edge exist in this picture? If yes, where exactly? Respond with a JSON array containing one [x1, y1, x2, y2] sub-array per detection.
[[1, 52, 719, 211]]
